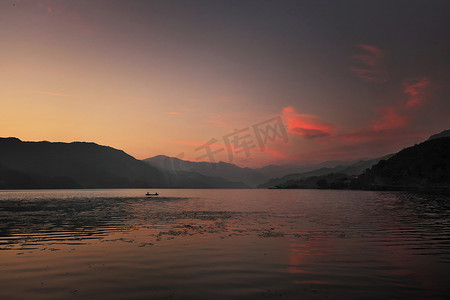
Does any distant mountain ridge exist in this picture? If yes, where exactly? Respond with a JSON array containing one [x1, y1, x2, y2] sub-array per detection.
[[257, 155, 391, 188], [268, 132, 450, 191], [253, 160, 348, 179], [143, 155, 365, 188], [143, 155, 266, 188]]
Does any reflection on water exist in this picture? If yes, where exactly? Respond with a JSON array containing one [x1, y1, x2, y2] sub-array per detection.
[[0, 189, 449, 299]]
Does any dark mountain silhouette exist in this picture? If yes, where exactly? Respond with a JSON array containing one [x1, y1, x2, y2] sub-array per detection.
[[0, 138, 249, 189], [3, 130, 448, 190], [273, 173, 351, 189], [0, 163, 80, 189], [269, 132, 450, 192], [257, 155, 390, 188], [0, 138, 165, 189], [254, 160, 347, 179], [144, 155, 265, 187], [428, 130, 450, 141], [356, 137, 450, 190]]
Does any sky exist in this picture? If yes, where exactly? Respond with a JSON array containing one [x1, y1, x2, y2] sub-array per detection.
[[1, 0, 449, 167]]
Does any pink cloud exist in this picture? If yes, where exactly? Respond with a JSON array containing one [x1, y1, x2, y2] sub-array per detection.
[[368, 77, 431, 132], [403, 78, 430, 108], [333, 76, 431, 143], [282, 107, 334, 139], [349, 44, 387, 83], [261, 145, 287, 159], [372, 106, 407, 131], [353, 44, 382, 66]]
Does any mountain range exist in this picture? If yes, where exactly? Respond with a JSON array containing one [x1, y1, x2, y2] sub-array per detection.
[[1, 130, 449, 190], [0, 138, 252, 189], [272, 132, 450, 191], [143, 155, 266, 188], [256, 155, 392, 188], [356, 136, 450, 190]]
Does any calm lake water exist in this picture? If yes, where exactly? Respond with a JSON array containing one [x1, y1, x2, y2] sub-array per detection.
[[0, 189, 449, 299]]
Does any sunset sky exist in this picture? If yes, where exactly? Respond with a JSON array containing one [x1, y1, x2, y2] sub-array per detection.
[[1, 0, 449, 167]]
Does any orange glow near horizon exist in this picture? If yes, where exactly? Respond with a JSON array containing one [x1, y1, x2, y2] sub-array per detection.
[[1, 1, 449, 167]]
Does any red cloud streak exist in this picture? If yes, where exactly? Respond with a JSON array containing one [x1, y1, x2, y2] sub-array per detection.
[[349, 44, 387, 83], [282, 107, 334, 139], [372, 106, 407, 131], [403, 78, 430, 108]]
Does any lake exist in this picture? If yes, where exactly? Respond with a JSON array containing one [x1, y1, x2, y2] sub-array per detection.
[[0, 189, 449, 299]]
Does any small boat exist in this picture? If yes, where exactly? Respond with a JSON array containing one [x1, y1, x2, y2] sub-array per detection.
[[146, 192, 159, 196]]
